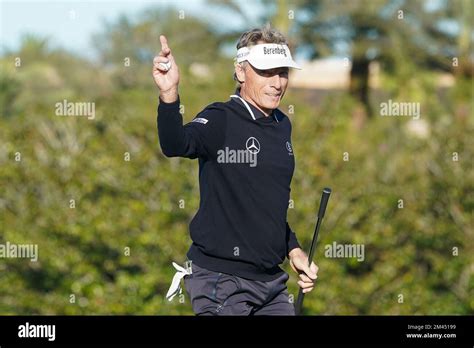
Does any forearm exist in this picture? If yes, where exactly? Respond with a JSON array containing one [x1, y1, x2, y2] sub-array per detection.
[[286, 222, 301, 257], [157, 94, 188, 157]]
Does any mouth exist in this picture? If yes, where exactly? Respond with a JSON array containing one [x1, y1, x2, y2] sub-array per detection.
[[265, 93, 281, 100]]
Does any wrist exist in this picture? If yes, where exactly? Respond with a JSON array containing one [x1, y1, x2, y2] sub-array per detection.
[[159, 87, 179, 103], [288, 247, 303, 259]]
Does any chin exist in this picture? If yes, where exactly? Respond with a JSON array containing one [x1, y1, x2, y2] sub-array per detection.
[[268, 102, 280, 109], [261, 100, 279, 109]]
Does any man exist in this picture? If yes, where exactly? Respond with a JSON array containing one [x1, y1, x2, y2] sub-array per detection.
[[153, 25, 318, 315]]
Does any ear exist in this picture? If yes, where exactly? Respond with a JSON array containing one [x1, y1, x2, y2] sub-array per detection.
[[234, 62, 246, 83]]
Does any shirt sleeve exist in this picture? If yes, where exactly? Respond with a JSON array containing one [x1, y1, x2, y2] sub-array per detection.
[[157, 96, 227, 159], [286, 222, 301, 255]]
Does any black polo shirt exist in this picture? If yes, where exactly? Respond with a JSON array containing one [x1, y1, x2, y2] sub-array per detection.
[[157, 90, 300, 281]]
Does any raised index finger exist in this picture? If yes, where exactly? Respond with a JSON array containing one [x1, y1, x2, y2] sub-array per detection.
[[160, 35, 169, 51]]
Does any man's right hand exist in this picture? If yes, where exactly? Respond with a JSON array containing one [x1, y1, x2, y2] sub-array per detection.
[[153, 35, 179, 102]]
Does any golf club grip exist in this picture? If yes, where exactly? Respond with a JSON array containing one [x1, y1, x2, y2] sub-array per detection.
[[317, 188, 332, 218]]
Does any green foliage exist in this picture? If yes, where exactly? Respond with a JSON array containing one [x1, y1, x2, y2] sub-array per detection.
[[283, 85, 473, 315]]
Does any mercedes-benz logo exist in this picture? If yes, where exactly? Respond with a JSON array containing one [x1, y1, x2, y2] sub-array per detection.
[[246, 137, 260, 154]]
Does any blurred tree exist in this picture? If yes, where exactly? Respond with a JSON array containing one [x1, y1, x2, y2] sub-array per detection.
[[92, 8, 224, 89], [0, 61, 21, 118], [205, 0, 299, 51], [293, 0, 473, 116], [454, 0, 473, 78]]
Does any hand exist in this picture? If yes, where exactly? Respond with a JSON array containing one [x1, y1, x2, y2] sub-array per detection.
[[289, 248, 319, 294], [152, 35, 179, 102]]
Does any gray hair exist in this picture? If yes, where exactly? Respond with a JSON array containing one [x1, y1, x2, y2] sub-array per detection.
[[233, 24, 288, 82]]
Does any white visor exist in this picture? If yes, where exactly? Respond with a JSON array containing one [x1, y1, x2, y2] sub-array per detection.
[[236, 43, 301, 70]]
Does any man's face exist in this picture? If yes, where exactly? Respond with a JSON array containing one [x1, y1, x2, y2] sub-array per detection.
[[236, 63, 289, 115]]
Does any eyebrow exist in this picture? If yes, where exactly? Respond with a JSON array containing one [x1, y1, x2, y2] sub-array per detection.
[[255, 67, 289, 75]]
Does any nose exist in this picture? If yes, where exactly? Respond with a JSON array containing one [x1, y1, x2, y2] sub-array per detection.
[[270, 74, 281, 90]]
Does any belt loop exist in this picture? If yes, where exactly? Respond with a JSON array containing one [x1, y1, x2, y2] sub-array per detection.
[[185, 260, 193, 274]]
